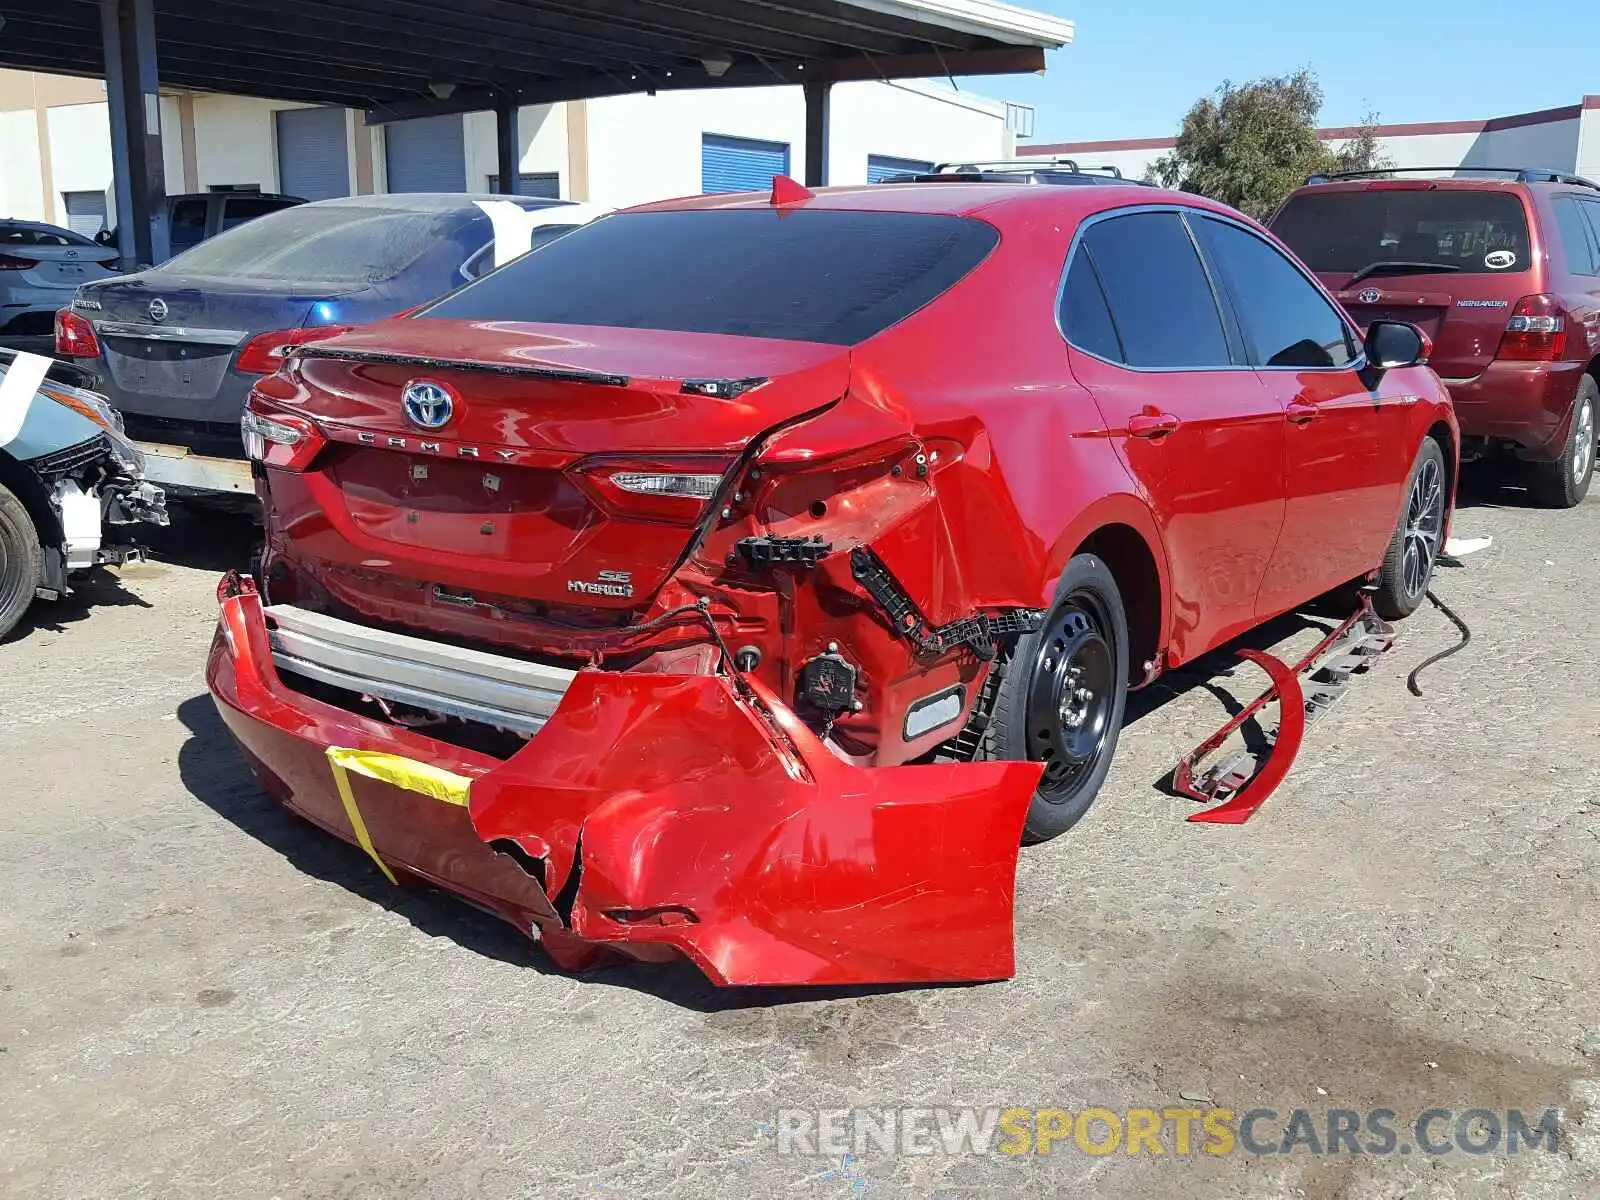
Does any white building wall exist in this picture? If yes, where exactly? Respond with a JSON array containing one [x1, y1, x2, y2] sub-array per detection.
[[0, 111, 46, 221], [586, 79, 1010, 209], [462, 104, 569, 194], [45, 102, 115, 223], [190, 94, 299, 192], [8, 71, 1017, 223], [1579, 108, 1600, 181], [828, 80, 1009, 183], [587, 86, 804, 209]]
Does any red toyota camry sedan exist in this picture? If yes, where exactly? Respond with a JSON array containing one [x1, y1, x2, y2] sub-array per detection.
[[211, 178, 1455, 988]]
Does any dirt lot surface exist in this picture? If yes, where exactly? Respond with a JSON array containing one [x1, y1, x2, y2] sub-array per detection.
[[2, 482, 1597, 1200]]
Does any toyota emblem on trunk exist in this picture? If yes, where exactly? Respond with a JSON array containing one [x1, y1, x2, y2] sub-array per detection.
[[148, 298, 168, 322], [1357, 288, 1381, 305], [403, 380, 456, 430]]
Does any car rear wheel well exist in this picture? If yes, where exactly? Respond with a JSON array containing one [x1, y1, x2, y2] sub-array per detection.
[[1426, 420, 1456, 507], [0, 449, 61, 546], [1074, 524, 1160, 685]]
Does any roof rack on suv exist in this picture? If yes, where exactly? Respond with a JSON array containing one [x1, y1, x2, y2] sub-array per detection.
[[881, 158, 1157, 187], [1304, 166, 1600, 189]]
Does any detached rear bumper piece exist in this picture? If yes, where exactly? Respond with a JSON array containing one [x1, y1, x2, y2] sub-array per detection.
[[206, 579, 1041, 987]]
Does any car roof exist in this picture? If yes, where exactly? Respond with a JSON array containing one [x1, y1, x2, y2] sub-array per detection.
[[297, 193, 574, 214], [623, 181, 1242, 224], [0, 217, 84, 233]]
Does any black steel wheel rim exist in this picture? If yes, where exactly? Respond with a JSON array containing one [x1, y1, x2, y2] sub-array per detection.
[[1026, 594, 1115, 799]]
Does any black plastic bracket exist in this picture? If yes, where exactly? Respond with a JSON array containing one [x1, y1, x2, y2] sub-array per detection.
[[849, 546, 1045, 662], [734, 534, 833, 570]]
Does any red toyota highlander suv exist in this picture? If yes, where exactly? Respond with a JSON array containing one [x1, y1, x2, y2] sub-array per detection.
[[1272, 168, 1599, 507], [210, 180, 1455, 988]]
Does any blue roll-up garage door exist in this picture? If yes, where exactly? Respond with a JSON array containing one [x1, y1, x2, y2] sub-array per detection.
[[701, 134, 790, 194], [386, 115, 467, 193], [276, 107, 351, 200], [868, 154, 934, 182]]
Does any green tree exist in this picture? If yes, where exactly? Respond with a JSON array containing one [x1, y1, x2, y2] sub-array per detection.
[[1149, 70, 1388, 220]]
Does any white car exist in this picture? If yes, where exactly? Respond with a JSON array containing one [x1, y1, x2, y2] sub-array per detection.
[[1, 220, 119, 355]]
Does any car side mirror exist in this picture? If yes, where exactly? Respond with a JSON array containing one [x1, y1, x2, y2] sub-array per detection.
[[1364, 320, 1429, 370], [94, 229, 114, 246]]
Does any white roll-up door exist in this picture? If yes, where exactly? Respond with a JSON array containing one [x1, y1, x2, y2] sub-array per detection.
[[276, 107, 351, 201], [63, 191, 108, 238], [385, 115, 468, 193]]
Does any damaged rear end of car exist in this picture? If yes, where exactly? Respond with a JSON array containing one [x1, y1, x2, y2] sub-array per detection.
[[209, 199, 1055, 986]]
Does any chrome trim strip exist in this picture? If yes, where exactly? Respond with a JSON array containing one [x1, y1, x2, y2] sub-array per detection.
[[94, 321, 249, 346], [264, 604, 576, 733]]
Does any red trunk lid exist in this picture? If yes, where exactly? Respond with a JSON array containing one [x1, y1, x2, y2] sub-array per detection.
[[1325, 275, 1518, 380], [273, 318, 848, 617]]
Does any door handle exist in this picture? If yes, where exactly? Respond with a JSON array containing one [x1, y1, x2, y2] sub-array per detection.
[[1286, 402, 1319, 426], [1128, 411, 1181, 439]]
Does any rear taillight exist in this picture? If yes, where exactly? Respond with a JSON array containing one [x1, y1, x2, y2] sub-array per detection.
[[574, 457, 731, 525], [1498, 295, 1568, 362], [236, 324, 352, 375], [0, 254, 39, 270], [54, 308, 100, 358], [243, 397, 327, 471]]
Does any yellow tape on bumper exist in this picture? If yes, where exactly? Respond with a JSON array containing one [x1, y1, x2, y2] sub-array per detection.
[[325, 747, 475, 885]]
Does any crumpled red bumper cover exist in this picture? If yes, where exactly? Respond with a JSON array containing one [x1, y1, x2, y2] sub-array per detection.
[[206, 585, 1042, 987]]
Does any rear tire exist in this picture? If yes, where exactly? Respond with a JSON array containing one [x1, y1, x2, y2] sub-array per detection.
[[0, 483, 42, 640], [979, 554, 1129, 843], [1373, 438, 1448, 621], [1528, 375, 1596, 509]]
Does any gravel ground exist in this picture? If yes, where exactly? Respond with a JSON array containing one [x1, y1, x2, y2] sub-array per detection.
[[1, 479, 1597, 1200]]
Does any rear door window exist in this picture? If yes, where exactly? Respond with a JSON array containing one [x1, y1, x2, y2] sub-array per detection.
[[1271, 188, 1531, 276], [169, 199, 207, 251], [424, 209, 1000, 345], [221, 195, 296, 232], [1575, 199, 1600, 274], [1194, 217, 1359, 369], [1057, 251, 1123, 362], [1076, 211, 1232, 369]]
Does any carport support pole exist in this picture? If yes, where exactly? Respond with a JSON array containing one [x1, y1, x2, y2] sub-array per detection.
[[495, 96, 519, 195], [99, 0, 170, 268], [803, 81, 831, 187]]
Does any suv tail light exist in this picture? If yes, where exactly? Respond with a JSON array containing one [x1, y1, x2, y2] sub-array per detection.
[[573, 456, 732, 525], [54, 308, 101, 358], [0, 254, 40, 270], [236, 324, 351, 375], [1498, 295, 1568, 361], [242, 396, 327, 471]]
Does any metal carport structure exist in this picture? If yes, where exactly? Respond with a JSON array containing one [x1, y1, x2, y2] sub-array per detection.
[[0, 0, 1074, 266]]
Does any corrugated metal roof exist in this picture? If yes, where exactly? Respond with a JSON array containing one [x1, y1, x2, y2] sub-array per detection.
[[0, 0, 1073, 118]]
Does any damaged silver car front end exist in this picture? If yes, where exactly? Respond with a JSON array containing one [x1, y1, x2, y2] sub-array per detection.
[[0, 349, 168, 637]]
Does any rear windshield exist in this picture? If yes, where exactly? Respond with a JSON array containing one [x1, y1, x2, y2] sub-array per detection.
[[1, 224, 96, 248], [423, 209, 1000, 345], [1272, 188, 1532, 276], [168, 203, 478, 283]]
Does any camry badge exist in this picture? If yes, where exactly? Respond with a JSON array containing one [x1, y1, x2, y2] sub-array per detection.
[[402, 379, 456, 430], [1357, 288, 1381, 306], [148, 297, 168, 322]]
